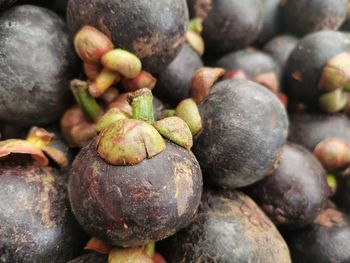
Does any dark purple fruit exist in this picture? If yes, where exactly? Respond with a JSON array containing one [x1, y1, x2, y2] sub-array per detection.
[[263, 35, 299, 71], [67, 252, 108, 263], [0, 156, 86, 262], [341, 2, 350, 32], [202, 0, 263, 54], [285, 208, 350, 262], [67, 0, 188, 73], [334, 175, 350, 210], [154, 43, 203, 106], [255, 0, 281, 44], [289, 112, 350, 151], [285, 31, 350, 110], [0, 0, 17, 9], [69, 139, 202, 247], [216, 49, 281, 92], [282, 0, 347, 36], [186, 0, 212, 20], [193, 79, 288, 188], [0, 5, 77, 127], [52, 0, 67, 15], [161, 188, 291, 263], [246, 143, 330, 229]]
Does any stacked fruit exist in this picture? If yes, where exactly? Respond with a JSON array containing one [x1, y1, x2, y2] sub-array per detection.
[[0, 0, 350, 262]]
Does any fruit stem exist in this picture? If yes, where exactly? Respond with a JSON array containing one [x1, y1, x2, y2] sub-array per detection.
[[128, 88, 155, 124], [70, 79, 103, 122]]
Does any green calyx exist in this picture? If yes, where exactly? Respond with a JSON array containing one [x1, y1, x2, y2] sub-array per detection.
[[70, 79, 103, 122], [318, 52, 350, 92], [145, 242, 155, 258], [0, 127, 68, 170], [153, 117, 193, 150], [97, 89, 197, 165], [97, 119, 166, 165], [161, 109, 176, 118], [102, 48, 142, 79], [326, 174, 337, 194], [318, 89, 348, 113], [175, 98, 203, 135], [96, 108, 130, 133], [188, 18, 203, 34]]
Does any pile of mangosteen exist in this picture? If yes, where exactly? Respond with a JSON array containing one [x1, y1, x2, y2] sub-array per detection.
[[0, 0, 350, 262]]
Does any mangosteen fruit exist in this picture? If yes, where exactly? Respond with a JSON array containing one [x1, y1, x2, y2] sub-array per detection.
[[202, 0, 263, 54], [0, 5, 77, 127], [193, 79, 288, 188], [282, 0, 347, 36], [289, 112, 350, 151], [161, 188, 291, 263], [255, 0, 281, 44], [154, 43, 204, 106], [216, 49, 281, 92], [285, 208, 350, 262], [67, 0, 189, 73], [246, 142, 330, 229], [263, 34, 299, 71], [0, 130, 86, 262], [68, 89, 203, 247], [285, 30, 350, 112]]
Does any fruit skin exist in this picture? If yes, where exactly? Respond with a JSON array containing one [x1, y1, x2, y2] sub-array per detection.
[[67, 0, 188, 73], [0, 0, 17, 9], [193, 79, 288, 188], [334, 176, 350, 210], [0, 156, 86, 263], [255, 0, 281, 44], [202, 0, 263, 54], [216, 49, 281, 89], [246, 143, 330, 229], [160, 188, 291, 263], [0, 5, 78, 127], [186, 0, 212, 19], [67, 252, 108, 263], [285, 208, 350, 263], [282, 0, 347, 37], [154, 43, 203, 106], [263, 35, 299, 71], [52, 0, 68, 15], [289, 112, 350, 151], [285, 31, 350, 107], [69, 139, 203, 247]]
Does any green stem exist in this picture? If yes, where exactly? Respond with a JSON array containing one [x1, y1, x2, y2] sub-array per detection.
[[145, 242, 155, 258], [70, 79, 102, 122], [129, 88, 155, 124]]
